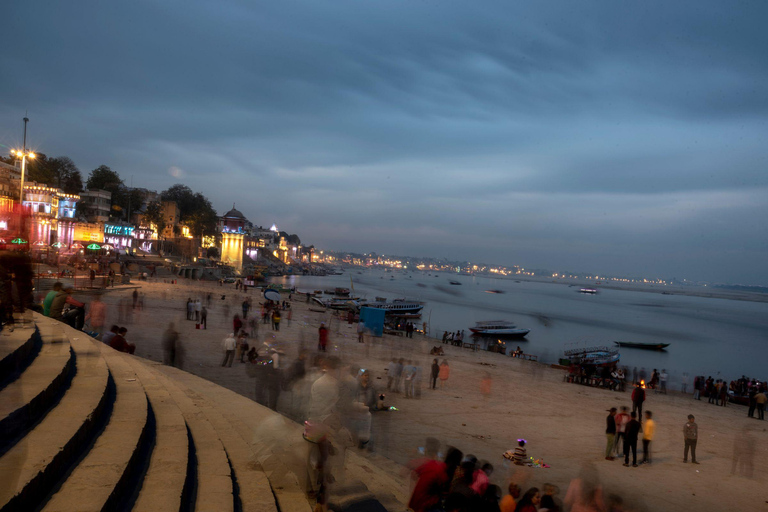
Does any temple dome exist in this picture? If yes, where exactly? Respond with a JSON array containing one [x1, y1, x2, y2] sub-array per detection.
[[223, 203, 246, 219]]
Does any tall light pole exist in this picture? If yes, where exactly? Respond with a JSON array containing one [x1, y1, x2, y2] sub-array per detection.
[[11, 116, 35, 206]]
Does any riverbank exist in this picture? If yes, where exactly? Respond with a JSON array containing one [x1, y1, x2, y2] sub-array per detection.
[[89, 280, 766, 511]]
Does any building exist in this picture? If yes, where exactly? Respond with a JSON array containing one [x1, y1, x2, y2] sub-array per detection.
[[79, 189, 112, 223], [219, 205, 247, 270], [161, 201, 180, 239]]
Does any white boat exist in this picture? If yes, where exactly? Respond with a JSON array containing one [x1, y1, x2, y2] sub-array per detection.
[[362, 298, 424, 315], [469, 321, 530, 338]]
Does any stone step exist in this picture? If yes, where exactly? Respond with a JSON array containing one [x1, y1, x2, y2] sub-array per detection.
[[0, 320, 111, 511], [0, 325, 73, 449], [0, 325, 41, 390], [154, 364, 314, 512], [123, 356, 189, 512], [42, 342, 151, 512], [145, 362, 278, 512], [149, 365, 235, 512]]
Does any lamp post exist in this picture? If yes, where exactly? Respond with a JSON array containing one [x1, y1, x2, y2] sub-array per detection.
[[11, 116, 35, 206]]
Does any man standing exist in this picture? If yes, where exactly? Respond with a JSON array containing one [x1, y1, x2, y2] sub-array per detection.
[[221, 333, 236, 367], [357, 320, 365, 343], [623, 412, 641, 467], [683, 414, 699, 464], [163, 322, 179, 367], [200, 306, 207, 329], [659, 370, 668, 394], [318, 322, 328, 352], [605, 407, 617, 460], [430, 359, 440, 390], [632, 383, 645, 419], [641, 411, 655, 464]]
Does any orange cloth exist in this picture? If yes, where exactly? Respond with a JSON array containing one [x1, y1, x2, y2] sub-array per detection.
[[500, 495, 516, 512]]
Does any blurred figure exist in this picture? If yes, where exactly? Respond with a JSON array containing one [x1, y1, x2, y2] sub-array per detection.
[[318, 322, 329, 352], [439, 360, 450, 389], [42, 282, 63, 317], [541, 483, 561, 512], [731, 425, 755, 478], [564, 463, 605, 512], [163, 322, 179, 367], [110, 327, 135, 354], [86, 293, 107, 334], [200, 306, 207, 329], [102, 325, 119, 345], [431, 359, 440, 390], [480, 372, 492, 400], [479, 485, 501, 512], [500, 483, 521, 512], [50, 284, 85, 330]]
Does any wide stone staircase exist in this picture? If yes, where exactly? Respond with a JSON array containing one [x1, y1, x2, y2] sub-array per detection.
[[0, 314, 404, 512]]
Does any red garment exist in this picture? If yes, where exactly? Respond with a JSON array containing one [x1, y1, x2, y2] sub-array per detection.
[[470, 469, 489, 495], [109, 335, 135, 354], [318, 326, 329, 347], [518, 505, 537, 512], [408, 460, 447, 512], [632, 387, 645, 402], [233, 317, 243, 332]]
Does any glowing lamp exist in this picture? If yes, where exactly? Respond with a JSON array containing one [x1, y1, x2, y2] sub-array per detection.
[[11, 238, 27, 244], [87, 243, 101, 250]]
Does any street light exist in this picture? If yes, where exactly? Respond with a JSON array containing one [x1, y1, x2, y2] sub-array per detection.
[[11, 116, 34, 206]]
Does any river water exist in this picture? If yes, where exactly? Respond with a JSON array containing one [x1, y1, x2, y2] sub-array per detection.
[[269, 269, 768, 384]]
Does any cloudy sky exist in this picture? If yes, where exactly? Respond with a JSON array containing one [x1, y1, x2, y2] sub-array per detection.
[[2, 1, 767, 284]]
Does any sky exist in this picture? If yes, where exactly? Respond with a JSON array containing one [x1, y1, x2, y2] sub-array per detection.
[[1, 0, 767, 285]]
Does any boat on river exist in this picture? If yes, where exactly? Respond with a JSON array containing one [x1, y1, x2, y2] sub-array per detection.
[[362, 298, 424, 315], [614, 341, 670, 351], [449, 280, 461, 285], [580, 288, 598, 294], [562, 346, 620, 367], [469, 321, 530, 338]]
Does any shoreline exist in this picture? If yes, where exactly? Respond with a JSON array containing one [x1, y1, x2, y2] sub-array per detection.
[[85, 279, 766, 512]]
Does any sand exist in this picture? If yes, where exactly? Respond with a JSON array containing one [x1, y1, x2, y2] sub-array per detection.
[[85, 279, 767, 512]]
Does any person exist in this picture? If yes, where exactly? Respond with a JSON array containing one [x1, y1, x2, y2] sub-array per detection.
[[394, 358, 404, 393], [318, 322, 328, 351], [605, 407, 617, 460], [407, 446, 451, 512], [272, 309, 281, 331], [431, 359, 440, 390], [471, 462, 494, 496], [357, 320, 365, 343], [237, 332, 249, 363], [89, 268, 96, 288], [200, 306, 207, 329], [681, 372, 688, 394], [233, 314, 243, 334], [719, 380, 728, 407], [194, 299, 201, 322], [516, 487, 540, 512], [403, 360, 415, 398], [102, 325, 120, 346], [186, 298, 193, 320], [49, 284, 86, 330], [683, 414, 699, 463], [755, 389, 767, 420], [513, 439, 527, 465], [631, 383, 645, 419], [162, 322, 179, 366], [109, 327, 135, 354], [623, 412, 640, 467], [221, 333, 236, 367], [439, 360, 450, 389], [693, 375, 702, 400], [242, 298, 250, 319], [641, 410, 655, 464], [614, 406, 630, 456], [43, 282, 63, 317], [387, 358, 397, 390], [356, 370, 378, 411], [499, 482, 521, 512], [86, 294, 107, 333], [659, 370, 668, 394]]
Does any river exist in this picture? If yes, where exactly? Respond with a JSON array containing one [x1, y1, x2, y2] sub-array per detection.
[[268, 269, 768, 384]]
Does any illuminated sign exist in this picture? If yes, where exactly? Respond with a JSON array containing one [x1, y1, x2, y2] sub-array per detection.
[[12, 238, 27, 244], [87, 243, 102, 250], [104, 224, 134, 236], [52, 242, 65, 248]]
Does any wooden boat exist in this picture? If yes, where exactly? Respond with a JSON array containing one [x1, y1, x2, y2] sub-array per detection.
[[579, 288, 598, 294], [449, 281, 461, 285], [614, 341, 670, 351], [469, 321, 530, 338], [562, 346, 620, 367]]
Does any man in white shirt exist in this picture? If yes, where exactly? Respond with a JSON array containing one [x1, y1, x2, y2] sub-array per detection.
[[221, 333, 236, 367]]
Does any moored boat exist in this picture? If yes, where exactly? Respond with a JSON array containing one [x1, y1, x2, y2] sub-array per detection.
[[362, 298, 424, 315], [579, 288, 598, 294], [449, 280, 461, 285], [469, 321, 530, 338], [563, 346, 620, 367], [614, 341, 670, 350]]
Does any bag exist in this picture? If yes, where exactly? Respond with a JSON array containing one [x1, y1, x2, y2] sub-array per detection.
[[196, 323, 200, 329]]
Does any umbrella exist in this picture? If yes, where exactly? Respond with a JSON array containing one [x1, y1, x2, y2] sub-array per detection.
[[71, 243, 84, 249], [264, 289, 281, 302], [101, 244, 114, 250], [51, 242, 65, 248]]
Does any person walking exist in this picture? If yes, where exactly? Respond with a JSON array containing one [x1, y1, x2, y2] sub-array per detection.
[[623, 412, 641, 467], [641, 410, 655, 464], [242, 299, 250, 319], [693, 375, 702, 400], [273, 309, 281, 331], [194, 299, 201, 322], [683, 414, 699, 463], [221, 333, 236, 367], [430, 359, 439, 390], [200, 306, 207, 329], [605, 407, 617, 460], [357, 320, 365, 343], [186, 298, 193, 320], [632, 383, 645, 419]]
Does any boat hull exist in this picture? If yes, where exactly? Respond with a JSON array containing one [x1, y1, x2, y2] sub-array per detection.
[[469, 328, 530, 338], [614, 342, 670, 351]]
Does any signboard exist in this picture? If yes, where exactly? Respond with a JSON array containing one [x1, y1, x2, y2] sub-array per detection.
[[104, 224, 134, 236]]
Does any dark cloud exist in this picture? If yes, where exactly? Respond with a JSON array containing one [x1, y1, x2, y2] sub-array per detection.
[[2, 0, 767, 284]]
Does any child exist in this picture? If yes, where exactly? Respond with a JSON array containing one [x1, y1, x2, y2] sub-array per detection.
[[513, 439, 527, 465]]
